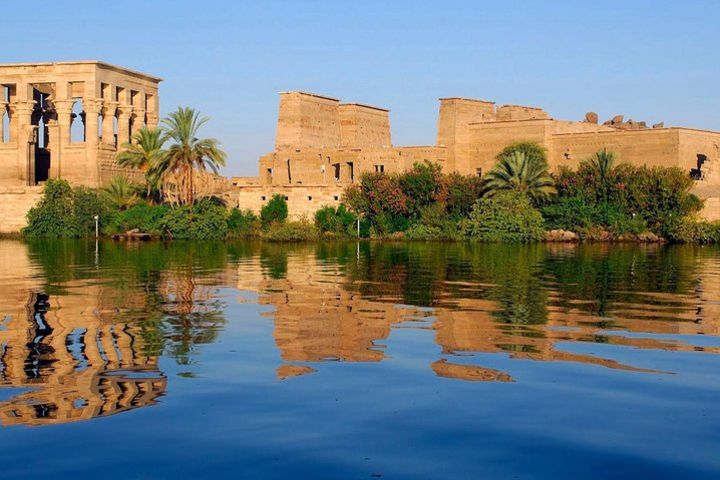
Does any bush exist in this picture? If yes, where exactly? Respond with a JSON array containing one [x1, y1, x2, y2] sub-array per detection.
[[24, 179, 112, 238], [464, 191, 545, 242], [496, 141, 547, 164], [263, 219, 318, 242], [405, 224, 445, 240], [260, 194, 288, 226], [103, 203, 170, 236], [161, 199, 229, 240], [314, 204, 357, 236], [227, 208, 260, 237], [666, 217, 720, 244]]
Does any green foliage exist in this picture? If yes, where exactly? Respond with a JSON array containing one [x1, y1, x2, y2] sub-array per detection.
[[227, 208, 260, 237], [264, 219, 318, 242], [116, 127, 167, 199], [160, 199, 229, 240], [343, 161, 481, 237], [445, 173, 483, 218], [482, 150, 557, 204], [552, 153, 701, 235], [404, 224, 445, 240], [314, 204, 357, 237], [260, 194, 289, 226], [496, 141, 548, 164], [102, 175, 141, 210], [666, 217, 720, 244], [24, 179, 111, 238], [398, 161, 446, 218], [464, 191, 545, 242], [103, 204, 170, 236]]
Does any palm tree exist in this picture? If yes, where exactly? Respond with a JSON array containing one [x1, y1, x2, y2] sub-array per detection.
[[588, 149, 616, 199], [588, 149, 618, 223], [103, 175, 139, 210], [116, 127, 167, 199], [153, 107, 227, 205], [482, 151, 557, 203]]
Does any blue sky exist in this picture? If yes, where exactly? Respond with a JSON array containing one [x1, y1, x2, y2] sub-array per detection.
[[3, 0, 719, 175]]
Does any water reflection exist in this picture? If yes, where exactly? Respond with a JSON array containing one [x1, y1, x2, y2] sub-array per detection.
[[1, 239, 720, 427]]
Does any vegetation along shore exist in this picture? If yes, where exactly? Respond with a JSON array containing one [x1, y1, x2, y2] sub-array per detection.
[[19, 112, 720, 244]]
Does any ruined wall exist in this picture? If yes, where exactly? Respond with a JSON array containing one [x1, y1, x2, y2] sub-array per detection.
[[275, 92, 340, 150], [549, 128, 681, 170], [436, 98, 496, 172], [0, 186, 42, 234], [234, 185, 345, 218], [339, 104, 391, 148], [496, 105, 549, 121]]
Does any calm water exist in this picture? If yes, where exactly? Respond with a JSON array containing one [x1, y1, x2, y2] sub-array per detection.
[[1, 239, 719, 479]]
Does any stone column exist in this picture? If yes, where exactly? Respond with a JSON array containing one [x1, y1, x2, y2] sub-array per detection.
[[52, 99, 74, 180], [132, 110, 146, 140], [84, 99, 101, 147], [116, 105, 132, 146], [101, 101, 118, 145], [0, 101, 7, 142], [10, 100, 36, 185], [146, 112, 159, 130]]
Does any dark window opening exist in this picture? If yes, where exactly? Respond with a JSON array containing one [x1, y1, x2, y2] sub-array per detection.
[[308, 196, 313, 201], [690, 154, 708, 180], [374, 164, 385, 173], [476, 168, 482, 177], [333, 196, 339, 201], [333, 163, 341, 181], [287, 159, 292, 184], [261, 195, 266, 201], [284, 196, 289, 201], [347, 162, 354, 182]]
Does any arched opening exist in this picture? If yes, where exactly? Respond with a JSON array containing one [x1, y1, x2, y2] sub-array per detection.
[[70, 98, 85, 143]]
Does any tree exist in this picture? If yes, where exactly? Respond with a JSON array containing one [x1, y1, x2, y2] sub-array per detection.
[[588, 149, 616, 200], [260, 194, 288, 226], [116, 127, 167, 199], [496, 141, 547, 164], [102, 175, 140, 210], [482, 151, 556, 204], [153, 107, 227, 205]]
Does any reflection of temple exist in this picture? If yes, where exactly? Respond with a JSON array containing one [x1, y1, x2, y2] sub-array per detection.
[[0, 242, 166, 427], [238, 245, 720, 382], [0, 290, 166, 426], [238, 253, 409, 363]]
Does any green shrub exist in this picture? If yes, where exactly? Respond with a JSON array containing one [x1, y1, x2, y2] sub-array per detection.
[[445, 173, 483, 218], [260, 194, 288, 226], [405, 224, 445, 240], [24, 179, 111, 238], [666, 217, 720, 244], [227, 208, 260, 237], [314, 204, 357, 236], [464, 191, 545, 242], [264, 219, 318, 242], [496, 141, 547, 164], [161, 199, 229, 240], [103, 204, 170, 235]]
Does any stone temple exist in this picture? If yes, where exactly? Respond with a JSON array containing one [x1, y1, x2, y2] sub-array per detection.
[[233, 91, 720, 218], [0, 61, 161, 188], [1, 61, 720, 231]]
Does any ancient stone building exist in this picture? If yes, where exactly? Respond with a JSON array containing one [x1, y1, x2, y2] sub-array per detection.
[[0, 61, 161, 189], [235, 91, 720, 219]]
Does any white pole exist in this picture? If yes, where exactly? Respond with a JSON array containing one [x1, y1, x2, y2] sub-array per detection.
[[94, 215, 99, 238]]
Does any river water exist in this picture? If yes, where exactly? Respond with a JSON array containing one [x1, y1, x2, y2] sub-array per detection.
[[0, 239, 719, 479]]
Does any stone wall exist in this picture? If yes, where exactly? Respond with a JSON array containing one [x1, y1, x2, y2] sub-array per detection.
[[339, 104, 391, 148], [0, 186, 42, 234]]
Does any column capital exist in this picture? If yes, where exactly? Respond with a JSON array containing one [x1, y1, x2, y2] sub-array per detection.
[[84, 99, 104, 114], [9, 100, 36, 114], [101, 100, 119, 116], [117, 105, 133, 117], [52, 99, 75, 114]]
